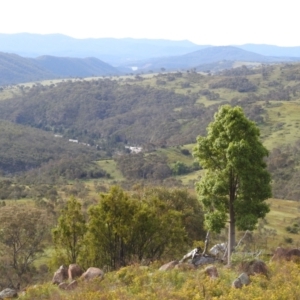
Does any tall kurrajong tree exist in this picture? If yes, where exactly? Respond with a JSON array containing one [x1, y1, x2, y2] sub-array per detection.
[[193, 105, 272, 264]]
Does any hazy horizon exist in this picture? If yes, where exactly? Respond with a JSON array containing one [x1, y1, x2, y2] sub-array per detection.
[[1, 0, 299, 47]]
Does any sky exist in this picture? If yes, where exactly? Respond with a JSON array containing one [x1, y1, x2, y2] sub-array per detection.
[[1, 0, 299, 46]]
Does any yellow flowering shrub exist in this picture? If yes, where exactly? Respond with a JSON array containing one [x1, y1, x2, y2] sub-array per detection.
[[18, 261, 300, 300]]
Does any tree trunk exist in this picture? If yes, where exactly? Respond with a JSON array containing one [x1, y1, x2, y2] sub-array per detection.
[[228, 198, 235, 266], [202, 231, 210, 255]]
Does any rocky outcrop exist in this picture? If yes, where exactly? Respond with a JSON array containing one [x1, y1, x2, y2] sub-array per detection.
[[205, 265, 219, 279], [81, 267, 105, 281], [58, 280, 78, 290], [0, 288, 18, 299], [232, 273, 250, 288], [192, 255, 216, 266], [159, 260, 179, 271], [58, 282, 69, 290], [271, 247, 300, 262], [239, 259, 269, 277], [285, 248, 300, 261], [68, 264, 84, 280], [66, 280, 78, 290], [52, 265, 69, 284]]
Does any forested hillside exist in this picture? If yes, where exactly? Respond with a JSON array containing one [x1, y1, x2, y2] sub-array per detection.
[[0, 120, 106, 180], [0, 78, 214, 146], [0, 52, 53, 85], [1, 63, 300, 198]]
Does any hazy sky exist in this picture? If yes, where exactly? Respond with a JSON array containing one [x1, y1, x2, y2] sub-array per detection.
[[1, 0, 299, 46]]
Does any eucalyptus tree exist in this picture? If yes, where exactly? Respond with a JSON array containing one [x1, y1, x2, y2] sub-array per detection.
[[0, 205, 50, 286], [194, 105, 271, 264]]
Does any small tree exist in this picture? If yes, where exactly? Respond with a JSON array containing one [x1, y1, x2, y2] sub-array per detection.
[[194, 105, 272, 264], [52, 197, 86, 264], [0, 205, 50, 287]]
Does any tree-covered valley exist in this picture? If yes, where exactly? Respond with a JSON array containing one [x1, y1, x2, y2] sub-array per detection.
[[1, 63, 300, 199]]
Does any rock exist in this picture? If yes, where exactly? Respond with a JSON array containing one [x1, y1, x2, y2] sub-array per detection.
[[52, 265, 68, 284], [239, 272, 251, 285], [271, 247, 287, 261], [232, 272, 250, 288], [239, 259, 268, 277], [68, 264, 84, 280], [179, 247, 202, 263], [205, 265, 219, 279], [193, 255, 215, 266], [232, 278, 242, 289], [58, 282, 69, 290], [81, 267, 105, 281], [271, 247, 300, 262], [209, 243, 227, 258], [66, 280, 78, 290], [174, 263, 196, 271], [159, 260, 179, 271], [286, 248, 300, 261], [0, 288, 18, 299]]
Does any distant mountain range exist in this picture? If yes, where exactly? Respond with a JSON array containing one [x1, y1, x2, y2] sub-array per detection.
[[32, 56, 119, 78], [237, 44, 300, 57], [2, 33, 300, 64], [1, 33, 300, 85], [0, 52, 53, 85], [0, 33, 204, 66], [0, 52, 119, 85], [126, 46, 300, 72]]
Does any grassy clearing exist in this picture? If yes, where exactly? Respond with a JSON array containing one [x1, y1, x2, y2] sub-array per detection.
[[177, 170, 203, 186], [96, 159, 124, 181], [262, 101, 300, 149], [0, 87, 21, 100], [266, 198, 300, 240], [155, 147, 194, 166]]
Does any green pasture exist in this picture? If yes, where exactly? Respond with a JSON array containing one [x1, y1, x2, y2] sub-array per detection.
[[266, 199, 300, 232], [96, 159, 124, 181], [262, 101, 300, 149], [155, 146, 195, 166]]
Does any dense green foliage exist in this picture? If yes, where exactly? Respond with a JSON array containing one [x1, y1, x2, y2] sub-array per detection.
[[79, 186, 204, 270], [194, 105, 272, 262], [0, 78, 210, 146], [209, 77, 258, 92], [116, 153, 172, 180], [52, 197, 87, 264]]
